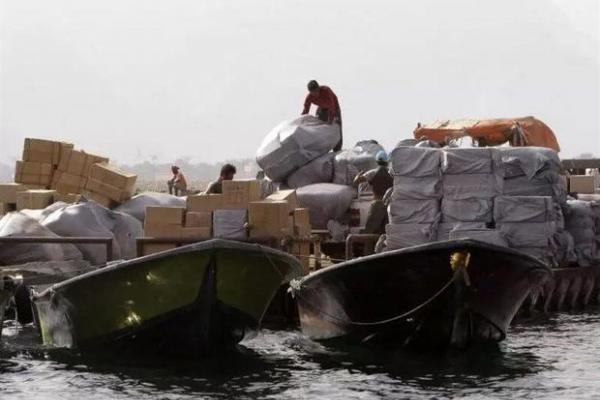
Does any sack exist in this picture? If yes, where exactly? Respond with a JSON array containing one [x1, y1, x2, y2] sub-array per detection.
[[498, 147, 561, 180], [388, 199, 440, 224], [437, 222, 486, 241], [336, 140, 385, 172], [497, 222, 556, 247], [385, 223, 437, 250], [442, 174, 502, 199], [213, 209, 248, 240], [332, 155, 359, 185], [390, 147, 442, 177], [286, 152, 335, 189], [296, 183, 356, 229], [493, 196, 553, 223], [441, 198, 493, 222], [442, 148, 501, 175], [448, 227, 508, 247], [391, 176, 442, 200], [256, 116, 341, 181]]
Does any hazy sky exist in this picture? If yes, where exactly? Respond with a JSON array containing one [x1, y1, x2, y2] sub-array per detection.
[[1, 0, 598, 164]]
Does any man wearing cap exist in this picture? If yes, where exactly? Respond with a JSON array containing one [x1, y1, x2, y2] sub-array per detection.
[[302, 80, 343, 151], [353, 151, 393, 234]]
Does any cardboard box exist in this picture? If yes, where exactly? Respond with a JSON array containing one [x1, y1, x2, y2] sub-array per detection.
[[569, 175, 599, 194], [145, 207, 185, 226], [0, 202, 17, 216], [144, 223, 182, 238], [267, 189, 298, 211], [22, 138, 73, 165], [16, 189, 56, 210], [185, 211, 212, 228], [89, 163, 137, 193], [58, 148, 109, 176], [142, 243, 177, 256], [0, 183, 27, 203], [292, 242, 311, 273], [53, 192, 82, 203], [54, 172, 86, 194], [293, 208, 312, 237], [187, 194, 225, 212], [14, 161, 53, 186], [180, 227, 211, 239], [82, 190, 118, 208], [85, 178, 132, 202], [222, 180, 262, 209], [248, 201, 293, 239]]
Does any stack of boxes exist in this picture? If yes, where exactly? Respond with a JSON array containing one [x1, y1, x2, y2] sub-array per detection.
[[568, 174, 600, 195], [0, 183, 26, 215], [14, 138, 73, 189], [53, 148, 108, 196], [16, 190, 56, 211], [84, 163, 137, 208]]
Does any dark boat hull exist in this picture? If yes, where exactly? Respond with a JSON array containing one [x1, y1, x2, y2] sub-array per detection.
[[33, 239, 303, 357], [294, 239, 551, 349]]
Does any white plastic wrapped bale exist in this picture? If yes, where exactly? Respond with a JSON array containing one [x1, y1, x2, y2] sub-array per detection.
[[499, 147, 566, 204], [256, 115, 341, 182], [385, 223, 437, 250], [213, 209, 248, 240], [390, 146, 442, 178], [332, 154, 359, 186], [564, 200, 599, 266], [437, 222, 486, 241], [286, 152, 335, 189], [441, 148, 503, 200], [336, 140, 385, 172], [296, 183, 356, 229], [441, 198, 493, 223], [388, 199, 440, 224], [448, 227, 508, 247], [114, 192, 187, 222]]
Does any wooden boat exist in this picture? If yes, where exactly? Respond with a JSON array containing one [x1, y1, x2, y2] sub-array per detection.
[[32, 239, 303, 357], [292, 239, 551, 350]]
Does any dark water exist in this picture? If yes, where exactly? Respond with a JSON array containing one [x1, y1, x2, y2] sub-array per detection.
[[2, 312, 600, 399]]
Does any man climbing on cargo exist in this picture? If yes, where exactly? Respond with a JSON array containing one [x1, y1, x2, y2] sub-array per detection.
[[204, 163, 236, 194], [167, 166, 187, 196], [302, 80, 343, 151], [353, 151, 393, 234]]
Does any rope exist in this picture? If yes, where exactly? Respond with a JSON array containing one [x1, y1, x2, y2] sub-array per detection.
[[290, 267, 464, 327]]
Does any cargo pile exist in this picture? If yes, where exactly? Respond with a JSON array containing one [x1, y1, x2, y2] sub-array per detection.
[[1, 138, 137, 215], [564, 200, 600, 266]]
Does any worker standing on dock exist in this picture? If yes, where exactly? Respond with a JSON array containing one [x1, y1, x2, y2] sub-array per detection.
[[302, 80, 343, 151], [204, 164, 237, 194], [167, 166, 187, 196], [353, 151, 393, 234]]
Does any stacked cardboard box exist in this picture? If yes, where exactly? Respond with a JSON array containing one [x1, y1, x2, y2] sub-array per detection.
[[14, 139, 74, 189], [16, 189, 57, 211], [143, 207, 185, 255], [292, 207, 312, 272], [0, 183, 26, 215], [14, 160, 53, 187], [222, 180, 262, 209], [53, 192, 82, 204], [569, 175, 600, 194], [183, 211, 212, 239], [84, 163, 137, 206], [187, 194, 225, 212], [53, 148, 109, 195], [248, 201, 293, 239]]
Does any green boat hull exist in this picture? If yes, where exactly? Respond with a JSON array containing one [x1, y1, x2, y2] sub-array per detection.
[[33, 239, 303, 356]]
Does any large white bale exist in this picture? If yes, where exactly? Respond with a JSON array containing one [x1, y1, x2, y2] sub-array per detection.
[[296, 183, 356, 229], [115, 192, 186, 222], [256, 115, 341, 182], [286, 152, 335, 189]]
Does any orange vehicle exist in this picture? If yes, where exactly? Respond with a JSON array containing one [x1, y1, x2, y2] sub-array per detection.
[[413, 116, 560, 152]]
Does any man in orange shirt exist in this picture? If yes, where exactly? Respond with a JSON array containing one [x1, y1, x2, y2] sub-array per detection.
[[302, 80, 343, 151]]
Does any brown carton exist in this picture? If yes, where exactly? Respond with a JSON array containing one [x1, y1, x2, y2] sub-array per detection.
[[222, 180, 262, 209], [267, 189, 298, 211], [53, 192, 82, 204], [185, 211, 212, 228], [89, 163, 137, 193], [248, 201, 293, 239], [14, 161, 53, 186], [569, 175, 599, 194], [85, 177, 132, 202], [22, 138, 73, 165], [54, 172, 86, 194], [82, 190, 118, 208], [142, 243, 177, 256], [144, 224, 182, 238], [58, 148, 109, 176], [145, 207, 185, 226], [293, 208, 312, 237], [180, 227, 211, 239], [187, 194, 225, 212], [0, 202, 17, 216], [0, 183, 27, 203], [16, 189, 56, 210]]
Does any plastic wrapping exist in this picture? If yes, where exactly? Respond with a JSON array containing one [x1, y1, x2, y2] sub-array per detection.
[[493, 196, 553, 223], [498, 147, 562, 180], [286, 152, 335, 189], [497, 222, 556, 247], [437, 222, 486, 241], [336, 140, 385, 172], [448, 227, 508, 247], [256, 115, 341, 181], [296, 183, 357, 229], [390, 147, 442, 177], [441, 198, 493, 222], [442, 174, 502, 199], [442, 148, 501, 175], [332, 154, 359, 186], [388, 199, 440, 224], [114, 192, 187, 222], [391, 176, 442, 200], [385, 223, 437, 250], [213, 209, 248, 240]]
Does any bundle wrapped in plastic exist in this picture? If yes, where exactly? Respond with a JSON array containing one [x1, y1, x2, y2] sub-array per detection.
[[385, 223, 437, 250], [448, 226, 508, 247], [390, 146, 442, 178], [336, 140, 385, 172], [213, 209, 248, 240], [256, 115, 341, 182], [564, 200, 599, 266], [332, 155, 359, 186], [437, 222, 486, 241], [296, 183, 357, 229], [388, 199, 440, 224], [286, 152, 335, 189], [441, 198, 493, 222]]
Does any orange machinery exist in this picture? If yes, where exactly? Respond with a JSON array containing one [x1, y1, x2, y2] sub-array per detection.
[[413, 116, 560, 152]]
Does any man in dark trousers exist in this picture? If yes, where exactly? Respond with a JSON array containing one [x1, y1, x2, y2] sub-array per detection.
[[302, 80, 343, 151]]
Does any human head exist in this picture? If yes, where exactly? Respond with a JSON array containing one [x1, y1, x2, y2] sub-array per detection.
[[307, 80, 320, 96], [171, 165, 180, 174], [375, 150, 389, 167], [220, 164, 237, 180]]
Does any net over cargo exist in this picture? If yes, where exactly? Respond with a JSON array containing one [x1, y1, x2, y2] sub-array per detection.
[[413, 117, 560, 152]]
